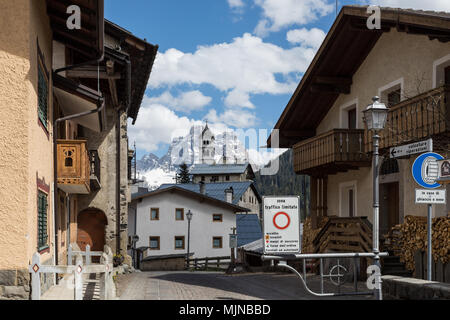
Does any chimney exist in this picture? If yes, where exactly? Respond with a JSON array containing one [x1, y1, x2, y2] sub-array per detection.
[[225, 187, 234, 203], [199, 181, 206, 195]]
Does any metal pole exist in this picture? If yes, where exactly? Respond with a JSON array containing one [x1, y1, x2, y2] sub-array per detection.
[[372, 133, 382, 300], [427, 204, 432, 281], [187, 219, 191, 269]]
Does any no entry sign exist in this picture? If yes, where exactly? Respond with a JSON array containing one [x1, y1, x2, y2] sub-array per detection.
[[263, 196, 301, 254]]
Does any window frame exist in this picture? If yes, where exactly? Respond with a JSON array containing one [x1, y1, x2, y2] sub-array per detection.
[[149, 236, 160, 250], [175, 208, 184, 221], [150, 208, 160, 221], [212, 214, 223, 222], [174, 236, 185, 250], [212, 237, 223, 249]]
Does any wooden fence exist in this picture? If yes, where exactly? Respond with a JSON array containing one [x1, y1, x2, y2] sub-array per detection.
[[29, 245, 114, 300], [414, 251, 450, 283], [187, 256, 231, 271], [68, 244, 103, 265]]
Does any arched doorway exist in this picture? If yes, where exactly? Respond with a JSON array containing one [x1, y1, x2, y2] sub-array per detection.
[[77, 209, 107, 256]]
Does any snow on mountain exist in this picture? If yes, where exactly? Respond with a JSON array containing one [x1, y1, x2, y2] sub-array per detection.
[[136, 125, 284, 190]]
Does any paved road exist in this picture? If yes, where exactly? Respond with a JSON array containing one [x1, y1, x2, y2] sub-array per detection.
[[116, 271, 373, 300]]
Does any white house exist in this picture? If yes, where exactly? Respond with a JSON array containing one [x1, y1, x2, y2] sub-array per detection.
[[129, 185, 249, 264]]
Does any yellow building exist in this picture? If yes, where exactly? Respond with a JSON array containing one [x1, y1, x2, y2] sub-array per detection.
[[0, 0, 157, 299]]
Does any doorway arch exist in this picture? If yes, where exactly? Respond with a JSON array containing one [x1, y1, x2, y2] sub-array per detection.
[[77, 209, 107, 253]]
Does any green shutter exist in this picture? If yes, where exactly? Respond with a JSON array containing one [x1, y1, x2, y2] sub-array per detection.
[[37, 63, 48, 129], [37, 191, 48, 250]]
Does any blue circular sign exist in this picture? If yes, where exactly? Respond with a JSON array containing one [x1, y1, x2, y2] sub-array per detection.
[[412, 152, 444, 189]]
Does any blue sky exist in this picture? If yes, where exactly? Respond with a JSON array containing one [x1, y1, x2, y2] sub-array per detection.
[[104, 0, 449, 162]]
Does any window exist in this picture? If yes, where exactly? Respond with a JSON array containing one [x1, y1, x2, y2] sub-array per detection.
[[347, 108, 357, 129], [213, 214, 223, 222], [175, 208, 184, 221], [387, 89, 401, 107], [175, 236, 185, 250], [150, 208, 159, 220], [380, 158, 399, 175], [226, 175, 230, 181], [379, 80, 402, 108], [37, 50, 49, 130], [37, 191, 49, 251], [201, 176, 205, 182], [213, 237, 223, 249], [149, 237, 160, 250]]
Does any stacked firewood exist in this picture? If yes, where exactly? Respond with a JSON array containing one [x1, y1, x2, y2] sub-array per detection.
[[393, 216, 449, 271], [302, 216, 329, 253]]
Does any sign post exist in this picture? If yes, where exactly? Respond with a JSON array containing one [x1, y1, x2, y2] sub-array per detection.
[[390, 138, 432, 159], [263, 196, 301, 255], [412, 152, 445, 281]]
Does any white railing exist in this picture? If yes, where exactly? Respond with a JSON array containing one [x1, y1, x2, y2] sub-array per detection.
[[29, 245, 114, 300], [68, 244, 103, 265]]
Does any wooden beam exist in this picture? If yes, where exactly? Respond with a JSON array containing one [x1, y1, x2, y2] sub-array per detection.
[[310, 84, 351, 94], [282, 129, 315, 138], [314, 76, 352, 86], [310, 177, 318, 229], [107, 60, 119, 108]]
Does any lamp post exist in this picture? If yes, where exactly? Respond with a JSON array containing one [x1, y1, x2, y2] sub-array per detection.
[[363, 96, 388, 301], [186, 210, 193, 269]]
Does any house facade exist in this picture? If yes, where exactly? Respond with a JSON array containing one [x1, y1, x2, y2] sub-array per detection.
[[129, 186, 249, 265], [269, 6, 450, 236], [0, 0, 157, 299]]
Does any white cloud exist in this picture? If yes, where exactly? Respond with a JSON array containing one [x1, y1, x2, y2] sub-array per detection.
[[286, 28, 326, 50], [369, 0, 450, 12], [148, 33, 317, 109], [253, 0, 334, 36], [128, 98, 203, 152], [147, 90, 212, 113], [228, 0, 245, 8], [205, 109, 257, 128]]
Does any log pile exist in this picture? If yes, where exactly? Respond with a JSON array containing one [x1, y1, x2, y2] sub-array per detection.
[[385, 215, 450, 272], [302, 216, 329, 253]]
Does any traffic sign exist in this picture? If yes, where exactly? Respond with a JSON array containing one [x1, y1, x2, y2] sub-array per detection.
[[412, 152, 444, 189], [263, 196, 301, 254], [415, 189, 446, 205], [390, 139, 432, 159], [437, 159, 450, 184]]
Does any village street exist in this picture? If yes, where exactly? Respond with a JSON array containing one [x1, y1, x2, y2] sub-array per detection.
[[115, 271, 373, 300]]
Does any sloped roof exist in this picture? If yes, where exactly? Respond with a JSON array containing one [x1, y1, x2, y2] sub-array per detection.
[[190, 163, 251, 175], [158, 181, 261, 206], [240, 238, 263, 254], [131, 185, 249, 212], [236, 214, 263, 247], [268, 5, 450, 148]]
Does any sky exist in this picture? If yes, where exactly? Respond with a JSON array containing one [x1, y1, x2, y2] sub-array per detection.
[[104, 0, 450, 162]]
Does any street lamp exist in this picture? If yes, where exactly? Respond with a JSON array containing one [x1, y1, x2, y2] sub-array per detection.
[[363, 96, 388, 300], [186, 210, 193, 269]]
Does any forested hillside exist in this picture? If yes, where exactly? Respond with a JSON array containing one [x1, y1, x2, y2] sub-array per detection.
[[254, 149, 310, 220]]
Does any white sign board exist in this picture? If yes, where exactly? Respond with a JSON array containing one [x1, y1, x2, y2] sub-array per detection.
[[263, 196, 301, 254], [390, 139, 432, 158], [415, 189, 447, 204]]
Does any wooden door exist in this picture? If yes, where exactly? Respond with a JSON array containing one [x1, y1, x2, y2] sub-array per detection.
[[77, 210, 107, 253], [380, 182, 399, 236]]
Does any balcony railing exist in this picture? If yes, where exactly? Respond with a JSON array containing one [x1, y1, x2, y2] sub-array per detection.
[[293, 129, 370, 175], [57, 140, 90, 194], [365, 85, 450, 152]]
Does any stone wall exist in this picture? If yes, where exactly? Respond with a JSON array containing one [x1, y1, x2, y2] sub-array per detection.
[[382, 275, 450, 300], [76, 105, 130, 262]]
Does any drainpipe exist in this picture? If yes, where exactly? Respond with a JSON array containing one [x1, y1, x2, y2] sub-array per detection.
[[52, 96, 104, 284]]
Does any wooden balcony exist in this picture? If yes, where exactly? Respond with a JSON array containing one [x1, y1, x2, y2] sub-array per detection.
[[293, 129, 371, 175], [57, 140, 90, 194], [366, 85, 450, 152]]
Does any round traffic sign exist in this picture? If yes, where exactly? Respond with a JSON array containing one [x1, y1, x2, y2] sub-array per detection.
[[412, 152, 444, 189], [273, 212, 290, 230]]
